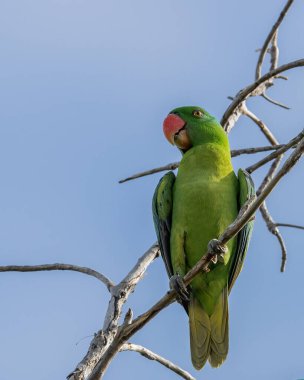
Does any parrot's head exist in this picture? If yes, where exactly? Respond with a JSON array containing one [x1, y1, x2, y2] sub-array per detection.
[[163, 106, 228, 153]]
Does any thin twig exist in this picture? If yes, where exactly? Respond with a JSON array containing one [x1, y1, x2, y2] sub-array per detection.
[[0, 263, 114, 292], [255, 0, 295, 79], [120, 343, 196, 380], [241, 105, 279, 144], [270, 30, 279, 72], [258, 156, 286, 272], [275, 223, 304, 231], [261, 93, 290, 110], [259, 30, 292, 110], [119, 143, 292, 184], [119, 162, 180, 184], [260, 203, 287, 272], [255, 7, 293, 110], [246, 129, 304, 173], [231, 144, 289, 157]]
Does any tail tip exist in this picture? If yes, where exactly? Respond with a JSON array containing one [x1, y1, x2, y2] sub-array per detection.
[[208, 351, 227, 368]]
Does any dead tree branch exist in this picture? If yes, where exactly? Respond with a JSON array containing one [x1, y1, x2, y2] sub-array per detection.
[[242, 5, 299, 269], [240, 104, 278, 144], [67, 243, 159, 380], [119, 162, 180, 184], [120, 343, 196, 380], [255, 0, 294, 80], [249, 102, 287, 271], [221, 59, 304, 132], [0, 263, 114, 292], [246, 129, 304, 174], [259, 202, 288, 272], [261, 92, 290, 110], [118, 142, 296, 184], [275, 223, 304, 231]]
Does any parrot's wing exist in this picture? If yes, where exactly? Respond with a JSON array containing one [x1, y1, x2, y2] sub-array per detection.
[[228, 169, 255, 293], [152, 171, 175, 278]]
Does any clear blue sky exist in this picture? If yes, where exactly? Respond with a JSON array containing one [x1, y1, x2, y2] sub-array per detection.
[[1, 1, 304, 379]]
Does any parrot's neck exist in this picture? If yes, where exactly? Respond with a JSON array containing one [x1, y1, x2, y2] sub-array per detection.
[[178, 143, 234, 180]]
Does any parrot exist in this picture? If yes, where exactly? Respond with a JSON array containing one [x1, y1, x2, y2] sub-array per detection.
[[152, 106, 254, 370]]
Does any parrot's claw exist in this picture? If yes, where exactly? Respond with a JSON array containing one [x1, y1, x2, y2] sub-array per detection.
[[211, 255, 218, 264], [208, 239, 228, 263], [208, 239, 228, 255], [169, 274, 190, 304]]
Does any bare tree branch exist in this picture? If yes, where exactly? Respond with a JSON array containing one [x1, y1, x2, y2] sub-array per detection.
[[120, 343, 196, 380], [260, 202, 287, 272], [231, 144, 291, 157], [0, 263, 114, 292], [255, 0, 295, 79], [246, 129, 304, 174], [241, 104, 279, 144], [259, 155, 283, 194], [261, 92, 290, 110], [258, 155, 286, 269], [221, 59, 304, 132], [67, 244, 159, 380], [259, 30, 291, 110], [241, 102, 278, 145], [269, 30, 279, 72], [275, 223, 304, 231], [118, 142, 295, 184], [119, 162, 180, 184], [248, 102, 289, 272]]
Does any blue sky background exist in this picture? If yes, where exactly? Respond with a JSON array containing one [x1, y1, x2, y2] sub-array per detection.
[[1, 0, 304, 379]]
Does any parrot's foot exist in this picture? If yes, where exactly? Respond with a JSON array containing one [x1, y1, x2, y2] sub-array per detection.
[[169, 274, 189, 304], [208, 239, 228, 264]]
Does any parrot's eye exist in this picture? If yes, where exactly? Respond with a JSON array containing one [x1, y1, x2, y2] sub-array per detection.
[[192, 110, 203, 118]]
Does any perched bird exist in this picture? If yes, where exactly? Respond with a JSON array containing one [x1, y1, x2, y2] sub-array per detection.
[[152, 106, 254, 370]]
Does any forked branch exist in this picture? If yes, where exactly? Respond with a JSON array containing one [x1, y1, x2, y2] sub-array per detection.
[[68, 244, 159, 380], [255, 0, 294, 79], [221, 59, 304, 132]]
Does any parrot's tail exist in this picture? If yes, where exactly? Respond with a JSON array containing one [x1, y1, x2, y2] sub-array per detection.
[[189, 286, 229, 370]]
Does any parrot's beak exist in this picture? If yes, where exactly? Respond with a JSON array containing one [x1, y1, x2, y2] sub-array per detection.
[[163, 114, 186, 145], [163, 114, 191, 150]]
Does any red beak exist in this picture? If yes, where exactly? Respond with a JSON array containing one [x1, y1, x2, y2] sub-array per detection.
[[163, 114, 186, 145]]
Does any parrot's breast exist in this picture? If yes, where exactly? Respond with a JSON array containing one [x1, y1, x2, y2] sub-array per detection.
[[171, 144, 238, 314]]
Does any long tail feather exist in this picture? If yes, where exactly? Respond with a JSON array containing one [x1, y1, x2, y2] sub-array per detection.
[[189, 295, 210, 370], [209, 286, 229, 367], [189, 286, 229, 370]]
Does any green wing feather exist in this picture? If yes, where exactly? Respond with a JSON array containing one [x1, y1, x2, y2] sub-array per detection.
[[153, 171, 189, 313], [228, 169, 255, 293], [152, 171, 175, 279]]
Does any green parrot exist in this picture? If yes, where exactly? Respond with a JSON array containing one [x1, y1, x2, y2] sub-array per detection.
[[152, 106, 254, 369]]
